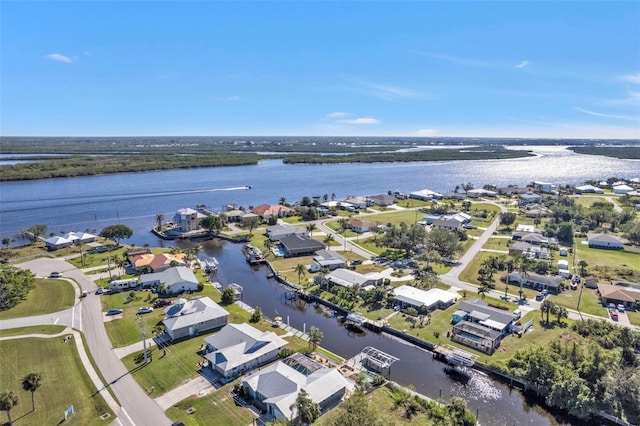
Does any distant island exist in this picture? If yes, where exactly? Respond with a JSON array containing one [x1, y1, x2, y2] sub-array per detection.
[[1, 136, 638, 181]]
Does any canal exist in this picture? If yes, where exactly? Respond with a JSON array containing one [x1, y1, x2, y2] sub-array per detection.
[[183, 238, 571, 426]]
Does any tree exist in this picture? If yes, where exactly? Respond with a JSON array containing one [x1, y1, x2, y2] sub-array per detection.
[[308, 326, 323, 352], [2, 238, 11, 248], [540, 299, 556, 324], [554, 305, 568, 324], [279, 196, 287, 206], [22, 372, 42, 412], [0, 267, 37, 311], [306, 223, 316, 237], [155, 213, 164, 231], [250, 306, 262, 323], [200, 215, 223, 234], [577, 260, 588, 277], [292, 389, 320, 425], [425, 227, 462, 258], [500, 212, 517, 230], [331, 391, 386, 426], [221, 288, 236, 305], [263, 238, 274, 257], [26, 224, 48, 242], [294, 263, 307, 286], [100, 224, 133, 245], [477, 283, 490, 299], [241, 216, 261, 236], [0, 391, 18, 424], [323, 233, 334, 248]]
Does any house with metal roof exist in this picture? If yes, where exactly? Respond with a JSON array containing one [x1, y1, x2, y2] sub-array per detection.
[[327, 268, 384, 288], [309, 250, 346, 272], [44, 235, 73, 250], [266, 224, 306, 241], [241, 353, 349, 421], [162, 297, 228, 340], [138, 266, 199, 295], [597, 283, 640, 310], [587, 233, 624, 250], [392, 285, 458, 312], [410, 189, 443, 201], [204, 323, 288, 379], [279, 234, 325, 257], [506, 271, 563, 294], [450, 299, 518, 354]]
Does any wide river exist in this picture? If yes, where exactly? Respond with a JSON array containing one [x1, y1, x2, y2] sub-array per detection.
[[1, 145, 638, 425]]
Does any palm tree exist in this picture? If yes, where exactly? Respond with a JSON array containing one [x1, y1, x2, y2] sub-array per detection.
[[323, 233, 334, 248], [540, 299, 556, 324], [554, 305, 568, 324], [0, 390, 18, 424], [477, 283, 490, 299], [263, 239, 273, 257], [308, 326, 323, 352], [306, 223, 317, 237], [294, 263, 307, 287], [279, 196, 287, 206], [292, 389, 321, 425], [22, 372, 42, 412], [155, 213, 164, 231], [577, 260, 588, 277]]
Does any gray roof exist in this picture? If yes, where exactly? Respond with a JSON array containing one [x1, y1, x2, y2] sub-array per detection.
[[457, 299, 516, 328], [280, 235, 325, 253], [139, 266, 198, 285], [314, 250, 345, 262], [454, 321, 502, 340], [267, 224, 305, 237], [588, 233, 624, 244], [507, 271, 562, 289], [162, 297, 228, 331]]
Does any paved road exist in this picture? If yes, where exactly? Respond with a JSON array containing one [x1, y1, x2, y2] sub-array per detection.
[[12, 258, 172, 426]]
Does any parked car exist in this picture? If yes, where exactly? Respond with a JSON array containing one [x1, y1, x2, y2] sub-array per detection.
[[513, 309, 522, 320], [81, 291, 88, 298], [106, 308, 123, 316], [608, 303, 616, 311], [535, 292, 545, 301], [617, 304, 625, 312], [137, 306, 154, 314], [611, 310, 619, 320], [153, 299, 172, 308], [351, 259, 363, 266], [49, 271, 62, 278], [95, 287, 104, 295]]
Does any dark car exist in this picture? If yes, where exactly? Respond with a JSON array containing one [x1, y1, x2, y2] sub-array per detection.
[[49, 271, 62, 278], [153, 299, 172, 308], [106, 308, 123, 316]]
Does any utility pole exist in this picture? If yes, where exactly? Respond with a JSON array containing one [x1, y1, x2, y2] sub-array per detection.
[[139, 314, 148, 363]]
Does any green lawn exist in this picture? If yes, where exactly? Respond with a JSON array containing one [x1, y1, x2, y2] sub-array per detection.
[[573, 196, 609, 208], [547, 287, 607, 317], [0, 337, 113, 425], [574, 239, 640, 281], [0, 278, 75, 320], [481, 237, 511, 251], [0, 325, 66, 338], [626, 310, 640, 327], [166, 381, 256, 426]]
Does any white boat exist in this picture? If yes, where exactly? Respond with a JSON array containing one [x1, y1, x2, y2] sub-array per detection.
[[445, 349, 476, 367]]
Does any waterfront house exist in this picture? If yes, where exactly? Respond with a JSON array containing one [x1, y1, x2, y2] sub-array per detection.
[[410, 189, 442, 201], [129, 252, 187, 272], [266, 224, 306, 241], [279, 235, 325, 257], [348, 219, 377, 233], [162, 297, 228, 341], [392, 285, 458, 312], [575, 184, 604, 194], [613, 184, 634, 195], [506, 271, 562, 294], [450, 299, 518, 354], [327, 268, 383, 288], [532, 181, 557, 193], [309, 250, 346, 272], [343, 196, 370, 209], [251, 204, 295, 219], [173, 208, 205, 232], [139, 266, 199, 295], [367, 194, 396, 206], [242, 353, 348, 421], [587, 233, 624, 250], [44, 235, 73, 251], [204, 323, 287, 379], [442, 192, 466, 200], [466, 188, 498, 198], [222, 209, 246, 223], [64, 231, 97, 244]]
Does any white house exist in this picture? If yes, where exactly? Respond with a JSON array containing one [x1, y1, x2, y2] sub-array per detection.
[[204, 323, 287, 379], [410, 189, 442, 201], [613, 184, 634, 195], [309, 250, 346, 272], [587, 233, 624, 250], [242, 353, 349, 421], [266, 224, 306, 241], [327, 268, 384, 288], [139, 266, 199, 295], [44, 235, 73, 250], [392, 286, 458, 312], [162, 297, 228, 340], [173, 208, 203, 232], [575, 184, 604, 194]]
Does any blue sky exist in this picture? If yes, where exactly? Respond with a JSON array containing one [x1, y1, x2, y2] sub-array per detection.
[[2, 1, 639, 139]]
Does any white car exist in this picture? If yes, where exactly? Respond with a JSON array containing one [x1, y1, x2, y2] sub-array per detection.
[[617, 304, 625, 312], [137, 306, 154, 314]]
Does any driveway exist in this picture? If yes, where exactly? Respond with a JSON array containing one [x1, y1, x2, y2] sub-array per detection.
[[16, 258, 172, 426]]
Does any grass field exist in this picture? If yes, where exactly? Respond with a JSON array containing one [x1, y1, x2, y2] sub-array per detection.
[[574, 239, 640, 281], [0, 337, 113, 425], [547, 287, 607, 317], [166, 381, 256, 426], [0, 325, 66, 338], [481, 237, 511, 251], [0, 278, 76, 320], [626, 310, 640, 327]]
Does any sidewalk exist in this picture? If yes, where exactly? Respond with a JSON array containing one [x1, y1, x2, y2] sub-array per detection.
[[154, 376, 214, 410], [113, 337, 158, 359]]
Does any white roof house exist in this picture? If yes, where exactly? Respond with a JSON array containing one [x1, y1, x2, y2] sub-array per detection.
[[410, 189, 443, 200], [393, 286, 458, 311], [613, 184, 634, 194], [139, 266, 199, 295], [242, 355, 349, 421], [587, 233, 624, 249], [204, 323, 288, 378], [575, 184, 604, 194], [162, 297, 228, 340], [44, 235, 73, 250], [327, 268, 384, 288]]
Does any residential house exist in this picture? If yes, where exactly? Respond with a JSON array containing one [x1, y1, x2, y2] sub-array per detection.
[[521, 233, 557, 247], [367, 194, 396, 206], [613, 184, 634, 195], [343, 196, 370, 209], [506, 271, 563, 294], [162, 297, 228, 341], [64, 231, 97, 244], [508, 241, 550, 260], [575, 184, 604, 194], [583, 276, 599, 289], [251, 204, 295, 219], [432, 219, 462, 232], [349, 219, 377, 233], [441, 192, 466, 200], [410, 189, 442, 201], [523, 204, 551, 218], [597, 283, 640, 310], [44, 235, 73, 251], [222, 209, 246, 223], [532, 181, 557, 193], [587, 233, 624, 250], [129, 252, 187, 272], [108, 278, 139, 292], [204, 323, 288, 379], [519, 192, 544, 206], [173, 208, 204, 232], [327, 268, 384, 288], [242, 353, 349, 421], [392, 285, 458, 312], [279, 235, 325, 257], [139, 266, 199, 295], [450, 299, 518, 354], [309, 250, 346, 272], [266, 224, 306, 241], [466, 188, 497, 198]]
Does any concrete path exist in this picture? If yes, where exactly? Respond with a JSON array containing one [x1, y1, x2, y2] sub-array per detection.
[[154, 376, 214, 410], [113, 337, 158, 359]]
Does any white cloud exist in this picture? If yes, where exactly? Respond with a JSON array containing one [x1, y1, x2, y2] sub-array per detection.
[[325, 112, 351, 119], [515, 60, 529, 69], [620, 72, 640, 84], [416, 128, 438, 136], [605, 90, 640, 107], [336, 117, 380, 125], [575, 107, 638, 120], [44, 53, 72, 63]]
